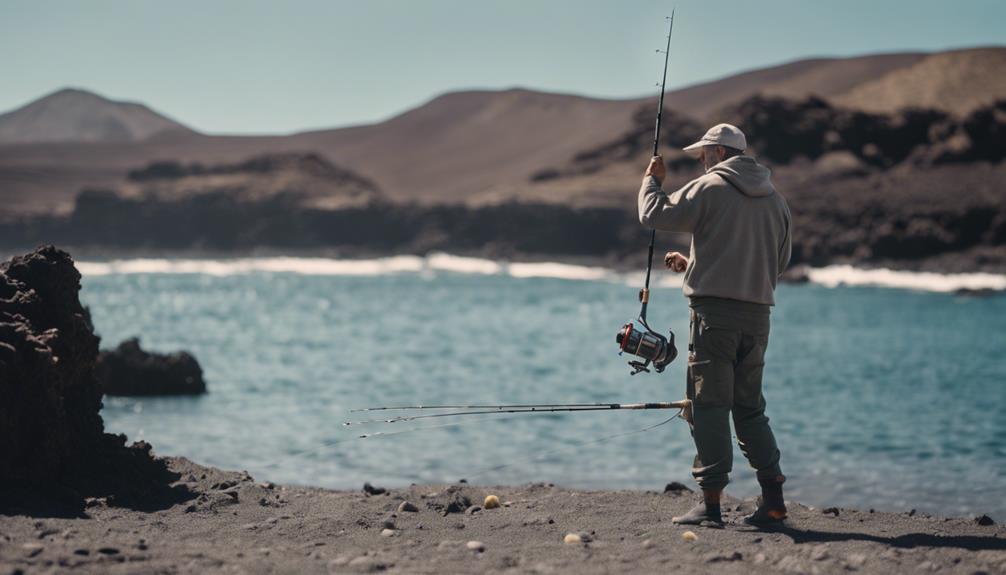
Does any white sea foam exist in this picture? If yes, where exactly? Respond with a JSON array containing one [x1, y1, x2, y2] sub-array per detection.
[[76, 256, 425, 277], [426, 253, 502, 275], [807, 265, 1006, 293], [75, 256, 1006, 293], [507, 261, 612, 281]]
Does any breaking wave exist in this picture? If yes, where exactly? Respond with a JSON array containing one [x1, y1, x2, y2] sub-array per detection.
[[75, 256, 426, 277], [76, 255, 1005, 293], [807, 265, 1006, 293]]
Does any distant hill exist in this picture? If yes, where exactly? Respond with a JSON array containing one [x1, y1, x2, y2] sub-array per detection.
[[287, 88, 639, 204], [0, 88, 194, 144], [1, 47, 1004, 216], [662, 51, 928, 119], [832, 47, 1006, 116]]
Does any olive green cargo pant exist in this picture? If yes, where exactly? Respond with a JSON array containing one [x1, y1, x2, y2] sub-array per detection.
[[686, 297, 783, 491]]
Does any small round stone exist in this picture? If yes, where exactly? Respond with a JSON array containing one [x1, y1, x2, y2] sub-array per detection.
[[380, 528, 396, 537], [466, 540, 485, 552], [483, 495, 501, 509], [681, 530, 698, 542], [563, 533, 582, 545]]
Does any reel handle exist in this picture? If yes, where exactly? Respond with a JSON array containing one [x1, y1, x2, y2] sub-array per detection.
[[628, 360, 651, 375]]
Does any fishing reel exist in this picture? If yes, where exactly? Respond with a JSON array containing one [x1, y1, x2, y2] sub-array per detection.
[[616, 318, 677, 375]]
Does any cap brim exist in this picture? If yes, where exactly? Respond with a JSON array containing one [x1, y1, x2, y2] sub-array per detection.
[[682, 140, 708, 157]]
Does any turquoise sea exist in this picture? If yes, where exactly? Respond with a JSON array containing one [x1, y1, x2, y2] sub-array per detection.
[[79, 256, 1006, 520]]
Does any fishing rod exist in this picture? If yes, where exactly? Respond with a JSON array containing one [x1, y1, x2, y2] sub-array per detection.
[[344, 401, 690, 427], [349, 402, 621, 413], [615, 11, 679, 376]]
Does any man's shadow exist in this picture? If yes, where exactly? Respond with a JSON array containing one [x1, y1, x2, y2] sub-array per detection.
[[754, 523, 1006, 552]]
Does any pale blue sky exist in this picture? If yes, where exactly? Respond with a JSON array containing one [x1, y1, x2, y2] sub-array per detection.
[[3, 0, 1003, 134]]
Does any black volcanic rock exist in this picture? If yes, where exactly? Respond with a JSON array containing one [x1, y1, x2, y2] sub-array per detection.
[[919, 100, 1006, 165], [962, 100, 1006, 161], [0, 246, 102, 484], [0, 246, 189, 513], [96, 337, 206, 396], [718, 94, 1006, 170], [718, 95, 952, 167]]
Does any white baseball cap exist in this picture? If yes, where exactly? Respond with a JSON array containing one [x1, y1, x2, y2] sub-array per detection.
[[682, 123, 747, 157]]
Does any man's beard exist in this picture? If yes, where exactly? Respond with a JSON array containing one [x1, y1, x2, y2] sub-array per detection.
[[703, 154, 717, 173], [702, 147, 721, 172]]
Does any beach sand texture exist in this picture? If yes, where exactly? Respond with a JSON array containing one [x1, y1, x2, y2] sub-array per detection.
[[1, 456, 1004, 574]]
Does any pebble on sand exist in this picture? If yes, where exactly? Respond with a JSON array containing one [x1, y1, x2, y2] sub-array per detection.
[[681, 530, 698, 542], [484, 495, 501, 509], [466, 541, 485, 552], [380, 528, 396, 537], [563, 533, 583, 545], [363, 482, 386, 495], [21, 542, 44, 558], [398, 501, 419, 513], [975, 514, 995, 526]]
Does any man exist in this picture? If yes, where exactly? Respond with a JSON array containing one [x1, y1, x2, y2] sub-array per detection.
[[638, 123, 791, 527]]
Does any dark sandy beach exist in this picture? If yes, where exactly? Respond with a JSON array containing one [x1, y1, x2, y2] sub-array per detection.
[[1, 457, 1003, 574]]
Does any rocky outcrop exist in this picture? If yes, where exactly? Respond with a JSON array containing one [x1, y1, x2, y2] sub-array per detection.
[[97, 338, 206, 396], [719, 95, 1006, 168], [718, 95, 950, 167], [0, 246, 189, 513], [126, 152, 378, 190], [0, 194, 643, 257], [118, 152, 382, 211]]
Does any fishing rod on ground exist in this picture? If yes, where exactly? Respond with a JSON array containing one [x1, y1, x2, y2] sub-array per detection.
[[343, 401, 690, 427]]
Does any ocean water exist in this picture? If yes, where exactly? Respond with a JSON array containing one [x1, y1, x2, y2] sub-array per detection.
[[79, 256, 1006, 520]]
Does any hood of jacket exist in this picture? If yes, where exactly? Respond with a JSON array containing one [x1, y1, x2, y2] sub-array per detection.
[[707, 155, 775, 198]]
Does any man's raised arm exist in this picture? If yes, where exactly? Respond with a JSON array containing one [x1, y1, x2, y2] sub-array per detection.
[[637, 155, 702, 233]]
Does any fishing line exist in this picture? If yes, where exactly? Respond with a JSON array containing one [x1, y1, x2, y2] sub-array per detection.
[[349, 402, 618, 413]]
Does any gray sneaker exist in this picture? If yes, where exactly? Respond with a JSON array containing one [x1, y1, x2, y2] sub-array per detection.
[[672, 501, 724, 526]]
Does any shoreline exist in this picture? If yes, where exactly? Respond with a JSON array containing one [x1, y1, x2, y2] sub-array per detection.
[[2, 457, 1002, 574], [59, 250, 1006, 294]]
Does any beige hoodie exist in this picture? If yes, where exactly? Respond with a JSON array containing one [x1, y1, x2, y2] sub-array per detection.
[[638, 155, 791, 306]]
